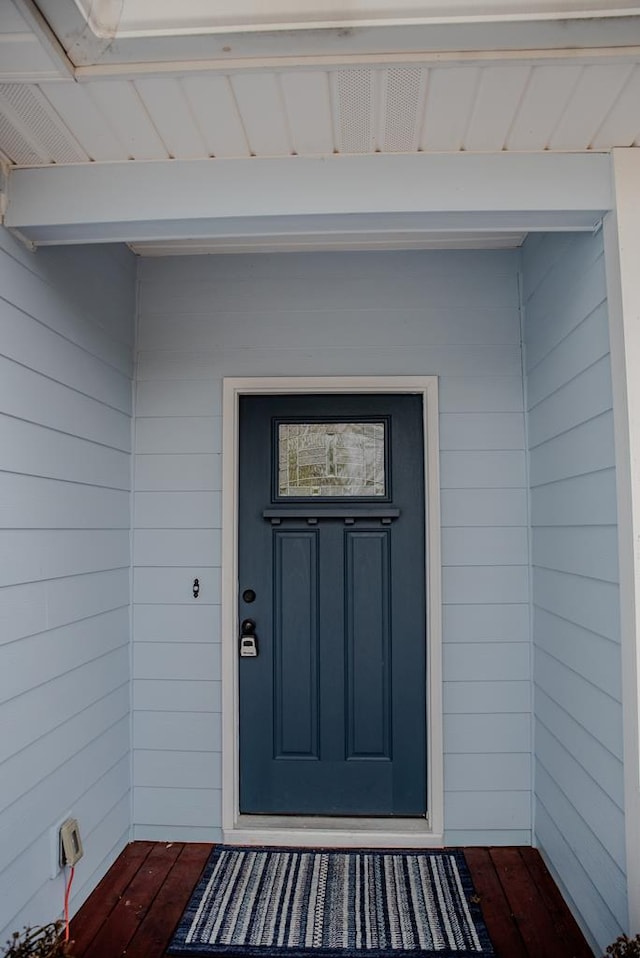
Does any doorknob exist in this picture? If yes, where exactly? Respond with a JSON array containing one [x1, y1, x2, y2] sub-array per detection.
[[240, 619, 258, 657]]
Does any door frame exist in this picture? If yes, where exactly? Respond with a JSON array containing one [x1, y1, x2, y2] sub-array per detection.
[[221, 376, 443, 847]]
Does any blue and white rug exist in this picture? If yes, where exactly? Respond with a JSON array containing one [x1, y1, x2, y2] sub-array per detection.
[[168, 846, 494, 957]]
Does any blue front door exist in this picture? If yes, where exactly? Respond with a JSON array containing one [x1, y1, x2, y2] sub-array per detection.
[[238, 394, 426, 816]]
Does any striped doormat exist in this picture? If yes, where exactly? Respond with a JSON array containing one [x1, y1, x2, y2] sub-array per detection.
[[168, 846, 494, 957]]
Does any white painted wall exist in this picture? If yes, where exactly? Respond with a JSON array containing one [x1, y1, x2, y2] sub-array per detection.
[[521, 230, 625, 952], [0, 227, 136, 942], [134, 249, 531, 844]]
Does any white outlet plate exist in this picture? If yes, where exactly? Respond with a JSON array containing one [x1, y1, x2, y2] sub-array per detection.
[[60, 818, 83, 867], [49, 812, 72, 879]]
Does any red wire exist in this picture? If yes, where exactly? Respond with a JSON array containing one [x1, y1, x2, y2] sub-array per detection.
[[64, 865, 75, 942]]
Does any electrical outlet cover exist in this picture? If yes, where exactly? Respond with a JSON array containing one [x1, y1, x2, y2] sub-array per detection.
[[60, 818, 83, 867], [50, 813, 72, 879]]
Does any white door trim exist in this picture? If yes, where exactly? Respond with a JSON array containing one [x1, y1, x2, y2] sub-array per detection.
[[221, 375, 443, 848]]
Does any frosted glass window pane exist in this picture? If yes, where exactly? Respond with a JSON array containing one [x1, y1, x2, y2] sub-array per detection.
[[278, 422, 386, 497]]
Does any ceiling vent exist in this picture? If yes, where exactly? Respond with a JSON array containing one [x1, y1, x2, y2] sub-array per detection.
[[0, 84, 86, 164], [334, 69, 375, 154], [334, 68, 427, 154], [382, 68, 425, 152]]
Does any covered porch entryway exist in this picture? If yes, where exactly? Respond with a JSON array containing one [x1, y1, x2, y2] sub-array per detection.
[[3, 5, 640, 957]]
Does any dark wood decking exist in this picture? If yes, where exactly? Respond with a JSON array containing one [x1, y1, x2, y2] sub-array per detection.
[[69, 842, 595, 958]]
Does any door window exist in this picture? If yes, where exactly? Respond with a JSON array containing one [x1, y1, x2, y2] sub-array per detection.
[[277, 420, 386, 498]]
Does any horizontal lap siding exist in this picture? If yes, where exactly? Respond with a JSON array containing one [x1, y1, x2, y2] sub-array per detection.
[[134, 249, 530, 844], [522, 231, 625, 952], [0, 229, 135, 943]]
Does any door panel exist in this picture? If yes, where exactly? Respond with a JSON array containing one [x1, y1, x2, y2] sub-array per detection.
[[346, 530, 391, 759], [238, 393, 426, 817], [273, 530, 319, 758]]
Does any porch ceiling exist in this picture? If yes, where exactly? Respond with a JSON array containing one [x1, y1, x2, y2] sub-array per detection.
[[0, 1, 637, 251]]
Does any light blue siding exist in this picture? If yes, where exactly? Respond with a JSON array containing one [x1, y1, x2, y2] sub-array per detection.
[[0, 216, 629, 954], [522, 230, 625, 952], [134, 249, 531, 845], [0, 228, 135, 943]]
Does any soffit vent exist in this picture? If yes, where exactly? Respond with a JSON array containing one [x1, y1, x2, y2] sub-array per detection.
[[0, 85, 87, 164], [382, 67, 425, 152], [0, 111, 44, 166], [334, 69, 375, 154]]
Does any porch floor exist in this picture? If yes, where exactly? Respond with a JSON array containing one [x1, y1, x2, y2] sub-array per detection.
[[69, 841, 595, 958]]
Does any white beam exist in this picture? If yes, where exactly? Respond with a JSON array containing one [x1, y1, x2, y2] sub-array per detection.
[[605, 148, 640, 935], [12, 212, 603, 248], [28, 0, 640, 71], [5, 153, 612, 246]]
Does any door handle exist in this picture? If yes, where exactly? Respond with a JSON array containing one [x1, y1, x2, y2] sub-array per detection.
[[240, 618, 258, 658]]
